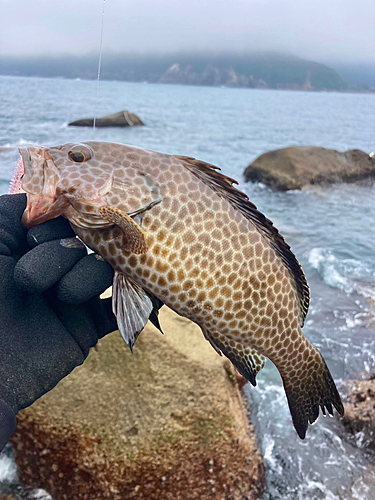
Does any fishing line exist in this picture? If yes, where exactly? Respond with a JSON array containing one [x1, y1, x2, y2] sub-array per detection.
[[93, 0, 106, 130]]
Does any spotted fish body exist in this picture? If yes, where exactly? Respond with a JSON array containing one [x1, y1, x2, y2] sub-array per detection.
[[15, 141, 344, 439]]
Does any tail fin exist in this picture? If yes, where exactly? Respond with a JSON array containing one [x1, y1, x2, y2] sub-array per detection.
[[282, 353, 344, 439]]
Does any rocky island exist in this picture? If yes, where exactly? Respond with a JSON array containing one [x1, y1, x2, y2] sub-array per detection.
[[68, 110, 144, 128]]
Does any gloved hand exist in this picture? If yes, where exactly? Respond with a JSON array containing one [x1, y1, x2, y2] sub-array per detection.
[[0, 193, 117, 452]]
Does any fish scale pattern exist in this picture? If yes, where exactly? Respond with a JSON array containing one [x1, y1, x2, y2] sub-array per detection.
[[18, 141, 344, 439], [78, 152, 298, 366]]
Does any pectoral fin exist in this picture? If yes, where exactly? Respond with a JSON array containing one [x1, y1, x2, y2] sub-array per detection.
[[99, 206, 148, 254], [112, 271, 153, 350]]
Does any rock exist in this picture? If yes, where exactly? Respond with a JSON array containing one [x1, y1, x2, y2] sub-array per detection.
[[68, 111, 144, 127], [0, 443, 54, 499], [244, 146, 375, 191], [0, 488, 53, 500], [340, 378, 375, 451], [10, 308, 265, 500]]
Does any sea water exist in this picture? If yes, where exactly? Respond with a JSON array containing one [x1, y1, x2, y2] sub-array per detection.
[[1, 75, 375, 499]]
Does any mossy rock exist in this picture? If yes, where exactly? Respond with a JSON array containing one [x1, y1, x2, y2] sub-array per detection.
[[11, 308, 265, 500]]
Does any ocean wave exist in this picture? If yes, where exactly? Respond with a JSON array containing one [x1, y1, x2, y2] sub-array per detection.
[[308, 248, 351, 292], [307, 248, 375, 300], [1, 139, 41, 150]]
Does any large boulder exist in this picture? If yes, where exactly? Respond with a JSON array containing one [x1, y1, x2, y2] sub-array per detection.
[[10, 308, 265, 500], [68, 111, 144, 127], [244, 146, 375, 191]]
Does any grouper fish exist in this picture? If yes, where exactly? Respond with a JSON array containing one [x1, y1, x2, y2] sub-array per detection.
[[10, 141, 344, 439]]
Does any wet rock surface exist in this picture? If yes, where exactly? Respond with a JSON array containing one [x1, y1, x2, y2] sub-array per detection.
[[0, 487, 52, 500], [0, 442, 52, 499], [341, 378, 375, 452], [244, 146, 375, 191], [10, 308, 265, 500], [68, 111, 144, 127]]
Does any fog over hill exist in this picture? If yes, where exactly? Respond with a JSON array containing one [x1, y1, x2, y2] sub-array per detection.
[[327, 61, 375, 89], [0, 52, 370, 92]]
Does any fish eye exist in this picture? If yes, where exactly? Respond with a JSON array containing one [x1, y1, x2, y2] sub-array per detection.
[[69, 151, 86, 163], [68, 144, 93, 163]]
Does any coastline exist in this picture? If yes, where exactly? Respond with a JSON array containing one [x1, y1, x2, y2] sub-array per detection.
[[0, 73, 373, 94]]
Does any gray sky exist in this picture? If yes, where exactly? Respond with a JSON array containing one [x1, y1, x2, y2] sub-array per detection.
[[1, 0, 374, 63]]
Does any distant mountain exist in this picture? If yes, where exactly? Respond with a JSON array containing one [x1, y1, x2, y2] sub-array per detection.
[[0, 52, 349, 91], [327, 62, 375, 90], [155, 53, 348, 91]]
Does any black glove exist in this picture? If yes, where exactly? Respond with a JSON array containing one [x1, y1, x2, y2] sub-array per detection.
[[0, 193, 117, 452]]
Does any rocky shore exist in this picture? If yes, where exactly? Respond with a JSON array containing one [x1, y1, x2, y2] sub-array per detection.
[[244, 146, 375, 191], [10, 308, 265, 500], [341, 377, 375, 453]]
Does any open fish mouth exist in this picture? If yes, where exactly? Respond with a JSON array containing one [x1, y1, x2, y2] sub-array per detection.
[[10, 147, 69, 228]]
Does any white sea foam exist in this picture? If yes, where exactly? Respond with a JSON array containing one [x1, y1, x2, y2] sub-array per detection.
[[308, 248, 351, 292], [28, 489, 53, 500], [321, 426, 346, 454], [297, 480, 341, 500], [351, 477, 372, 500], [262, 434, 282, 474], [337, 311, 366, 331], [0, 453, 18, 483], [17, 139, 40, 146]]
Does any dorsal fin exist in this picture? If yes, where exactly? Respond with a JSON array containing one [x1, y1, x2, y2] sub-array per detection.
[[177, 156, 310, 326]]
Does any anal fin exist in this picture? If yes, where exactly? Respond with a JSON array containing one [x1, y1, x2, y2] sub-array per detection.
[[112, 271, 153, 350], [236, 347, 266, 386], [145, 292, 164, 334], [99, 206, 148, 254], [201, 328, 222, 356], [204, 331, 266, 386]]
